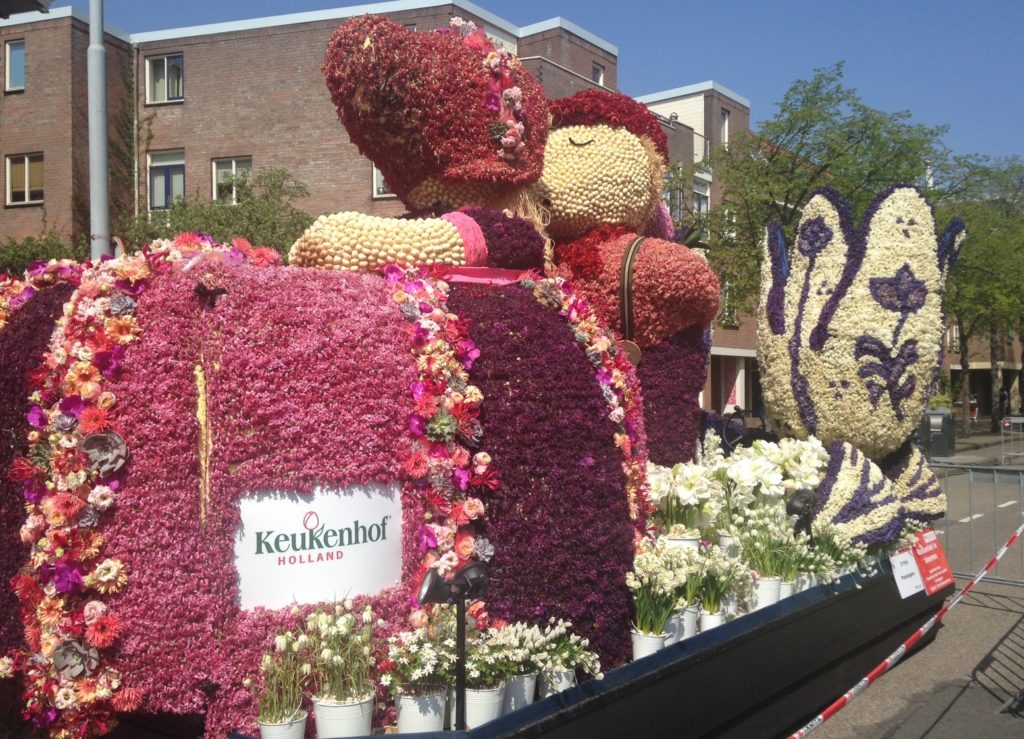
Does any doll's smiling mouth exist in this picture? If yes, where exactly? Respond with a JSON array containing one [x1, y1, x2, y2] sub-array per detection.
[[569, 137, 595, 147]]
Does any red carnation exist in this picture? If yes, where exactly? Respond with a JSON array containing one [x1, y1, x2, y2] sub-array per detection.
[[7, 456, 38, 482], [11, 573, 44, 608], [85, 613, 122, 649]]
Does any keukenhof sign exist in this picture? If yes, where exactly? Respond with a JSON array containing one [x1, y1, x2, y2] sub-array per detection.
[[233, 482, 403, 609]]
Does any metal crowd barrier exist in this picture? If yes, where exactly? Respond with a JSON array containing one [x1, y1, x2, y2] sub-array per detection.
[[932, 463, 1024, 587]]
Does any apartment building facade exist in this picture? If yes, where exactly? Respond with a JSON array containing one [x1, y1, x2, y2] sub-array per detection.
[[0, 9, 130, 241]]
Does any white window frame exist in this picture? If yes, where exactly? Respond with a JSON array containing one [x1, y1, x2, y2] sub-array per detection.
[[146, 53, 184, 104], [6, 153, 44, 205], [721, 108, 730, 149], [372, 165, 396, 200], [592, 62, 605, 86], [148, 150, 185, 211], [693, 181, 710, 215], [5, 39, 25, 91], [212, 156, 252, 204]]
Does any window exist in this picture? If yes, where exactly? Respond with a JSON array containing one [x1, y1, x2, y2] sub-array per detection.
[[721, 109, 730, 149], [5, 39, 25, 91], [148, 150, 185, 210], [663, 187, 685, 224], [693, 181, 710, 215], [592, 63, 605, 86], [6, 153, 43, 205], [947, 324, 961, 353], [213, 157, 252, 203], [719, 280, 739, 327], [146, 54, 184, 103], [372, 165, 395, 199]]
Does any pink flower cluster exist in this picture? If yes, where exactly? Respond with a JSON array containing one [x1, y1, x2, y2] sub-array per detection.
[[9, 236, 278, 738], [385, 266, 499, 606]]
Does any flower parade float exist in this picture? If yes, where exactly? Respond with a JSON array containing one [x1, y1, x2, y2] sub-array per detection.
[[0, 15, 961, 739]]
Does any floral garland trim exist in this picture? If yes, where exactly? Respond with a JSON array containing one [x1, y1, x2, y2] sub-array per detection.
[[520, 275, 649, 523], [444, 17, 528, 163], [11, 236, 278, 737], [1, 260, 85, 333], [385, 266, 499, 601]]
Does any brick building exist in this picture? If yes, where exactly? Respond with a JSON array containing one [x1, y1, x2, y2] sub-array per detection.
[[639, 82, 760, 417], [0, 8, 130, 241], [1, 1, 757, 415]]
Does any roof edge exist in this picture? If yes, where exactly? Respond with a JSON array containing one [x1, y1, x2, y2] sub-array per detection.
[[0, 6, 132, 43], [637, 80, 750, 109]]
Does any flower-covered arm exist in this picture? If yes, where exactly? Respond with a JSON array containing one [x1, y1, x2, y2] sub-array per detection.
[[556, 233, 720, 348], [756, 186, 966, 459], [288, 208, 545, 272]]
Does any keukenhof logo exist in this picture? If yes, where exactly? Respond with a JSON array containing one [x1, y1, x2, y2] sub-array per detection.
[[234, 483, 402, 609]]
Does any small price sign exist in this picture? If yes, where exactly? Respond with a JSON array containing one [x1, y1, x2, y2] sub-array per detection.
[[888, 529, 954, 599], [912, 529, 955, 595]]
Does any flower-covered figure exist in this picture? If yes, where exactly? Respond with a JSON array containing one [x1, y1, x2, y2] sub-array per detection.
[[758, 186, 964, 458], [537, 90, 721, 465], [757, 186, 965, 540]]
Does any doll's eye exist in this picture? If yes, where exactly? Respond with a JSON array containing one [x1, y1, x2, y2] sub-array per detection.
[[569, 137, 594, 147]]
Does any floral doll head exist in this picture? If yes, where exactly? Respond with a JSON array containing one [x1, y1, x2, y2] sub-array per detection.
[[534, 89, 671, 241], [323, 15, 549, 211]]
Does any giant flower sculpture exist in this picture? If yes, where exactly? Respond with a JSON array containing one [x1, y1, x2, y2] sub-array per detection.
[[757, 186, 965, 540]]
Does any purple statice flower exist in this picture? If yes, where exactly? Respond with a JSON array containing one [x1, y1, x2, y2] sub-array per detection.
[[485, 91, 501, 113], [54, 562, 83, 594], [410, 381, 426, 402], [10, 285, 37, 310], [23, 479, 45, 504], [408, 414, 426, 437], [93, 345, 125, 379], [26, 404, 47, 429], [32, 707, 58, 728], [59, 395, 85, 418], [417, 525, 437, 552], [453, 467, 470, 490]]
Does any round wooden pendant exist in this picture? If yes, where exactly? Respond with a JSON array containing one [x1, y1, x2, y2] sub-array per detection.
[[618, 339, 642, 366]]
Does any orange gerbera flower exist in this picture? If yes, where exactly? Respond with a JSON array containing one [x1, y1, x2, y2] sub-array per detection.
[[114, 257, 151, 284], [36, 597, 65, 628], [85, 614, 122, 649], [75, 677, 100, 703], [63, 361, 101, 391], [78, 406, 109, 434], [104, 316, 140, 345]]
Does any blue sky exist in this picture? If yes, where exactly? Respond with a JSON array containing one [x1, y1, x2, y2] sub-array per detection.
[[51, 0, 1023, 159]]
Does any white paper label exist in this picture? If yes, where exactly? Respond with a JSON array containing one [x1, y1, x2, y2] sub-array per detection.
[[889, 545, 925, 599], [234, 482, 403, 610]]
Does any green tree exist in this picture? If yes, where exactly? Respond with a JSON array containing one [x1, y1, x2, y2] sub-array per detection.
[[941, 157, 1024, 433], [120, 167, 314, 256], [669, 62, 950, 315]]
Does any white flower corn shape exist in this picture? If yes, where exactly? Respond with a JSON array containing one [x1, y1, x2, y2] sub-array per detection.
[[758, 186, 965, 459]]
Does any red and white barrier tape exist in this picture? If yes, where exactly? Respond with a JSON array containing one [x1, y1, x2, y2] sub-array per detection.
[[790, 519, 1024, 739]]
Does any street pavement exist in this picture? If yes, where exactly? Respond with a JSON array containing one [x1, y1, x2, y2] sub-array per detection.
[[817, 422, 1024, 739]]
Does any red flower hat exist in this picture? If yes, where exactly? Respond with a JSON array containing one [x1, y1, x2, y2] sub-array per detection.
[[549, 89, 669, 163], [323, 16, 550, 204]]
